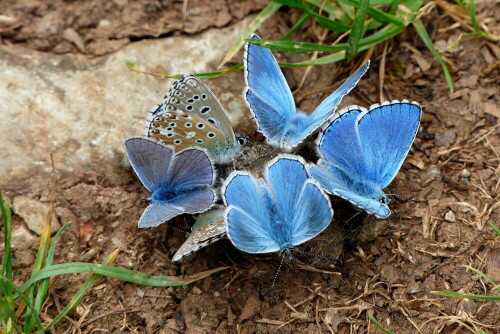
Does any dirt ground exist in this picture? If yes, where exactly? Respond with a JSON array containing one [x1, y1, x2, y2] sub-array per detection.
[[1, 0, 499, 333]]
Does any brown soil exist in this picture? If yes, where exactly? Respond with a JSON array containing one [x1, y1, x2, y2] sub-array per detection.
[[1, 1, 499, 333]]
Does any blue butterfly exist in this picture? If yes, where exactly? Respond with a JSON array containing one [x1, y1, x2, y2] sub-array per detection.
[[309, 100, 422, 218], [222, 154, 333, 255], [125, 137, 216, 228], [244, 34, 370, 151]]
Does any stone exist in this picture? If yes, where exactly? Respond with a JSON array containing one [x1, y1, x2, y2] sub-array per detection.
[[444, 210, 456, 223], [11, 222, 36, 248], [11, 196, 61, 235], [0, 17, 253, 176]]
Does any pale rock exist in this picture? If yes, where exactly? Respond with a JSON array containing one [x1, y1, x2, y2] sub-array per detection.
[[0, 17, 253, 176], [12, 196, 61, 235], [460, 169, 471, 178], [11, 223, 36, 248], [444, 210, 456, 223]]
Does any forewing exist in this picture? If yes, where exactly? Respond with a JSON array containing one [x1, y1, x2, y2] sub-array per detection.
[[265, 154, 309, 222], [310, 61, 370, 125], [316, 106, 366, 179], [357, 100, 421, 188], [125, 137, 174, 192], [244, 34, 295, 145], [222, 172, 279, 254], [168, 148, 215, 188], [291, 180, 333, 246]]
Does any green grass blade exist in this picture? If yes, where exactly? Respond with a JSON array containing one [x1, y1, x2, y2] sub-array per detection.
[[44, 249, 119, 331], [306, 0, 353, 23], [413, 19, 454, 92], [346, 0, 370, 60], [126, 61, 243, 79], [25, 222, 72, 333], [368, 312, 397, 334], [488, 221, 500, 236], [19, 263, 185, 293], [301, 2, 351, 33], [0, 192, 13, 298], [218, 2, 282, 68], [245, 38, 347, 52], [431, 291, 500, 301], [0, 277, 44, 333], [466, 266, 498, 291], [280, 12, 309, 41], [478, 329, 488, 334], [468, 0, 491, 39], [339, 0, 403, 25]]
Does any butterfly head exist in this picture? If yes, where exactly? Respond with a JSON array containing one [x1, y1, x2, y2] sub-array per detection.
[[235, 133, 250, 146]]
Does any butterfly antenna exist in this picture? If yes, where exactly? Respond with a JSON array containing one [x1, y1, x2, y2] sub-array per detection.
[[166, 224, 190, 238], [343, 210, 363, 225], [291, 248, 339, 262], [386, 193, 421, 203], [268, 252, 287, 297]]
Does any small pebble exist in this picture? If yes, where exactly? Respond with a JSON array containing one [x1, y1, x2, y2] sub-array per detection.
[[444, 210, 456, 223], [461, 169, 471, 178]]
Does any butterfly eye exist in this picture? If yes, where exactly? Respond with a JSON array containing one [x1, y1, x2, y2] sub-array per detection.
[[197, 123, 205, 129], [200, 107, 211, 114], [238, 137, 247, 145], [201, 94, 207, 99], [185, 122, 192, 127], [208, 132, 215, 138]]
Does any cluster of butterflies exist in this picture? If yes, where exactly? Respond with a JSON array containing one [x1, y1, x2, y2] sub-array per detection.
[[125, 35, 422, 262]]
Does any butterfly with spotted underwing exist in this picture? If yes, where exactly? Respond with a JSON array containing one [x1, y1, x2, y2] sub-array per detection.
[[144, 75, 247, 164]]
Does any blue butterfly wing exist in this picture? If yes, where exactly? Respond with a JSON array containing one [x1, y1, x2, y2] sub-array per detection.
[[357, 101, 421, 188], [223, 172, 279, 253], [307, 61, 370, 132], [290, 180, 333, 246], [244, 34, 295, 144], [138, 202, 184, 228], [125, 137, 174, 192], [316, 107, 366, 178], [267, 155, 332, 248], [168, 148, 215, 188], [266, 155, 309, 222]]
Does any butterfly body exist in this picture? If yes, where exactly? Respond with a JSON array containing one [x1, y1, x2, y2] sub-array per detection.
[[223, 154, 333, 254], [244, 34, 370, 150], [145, 75, 243, 164], [309, 100, 421, 218], [125, 137, 216, 228]]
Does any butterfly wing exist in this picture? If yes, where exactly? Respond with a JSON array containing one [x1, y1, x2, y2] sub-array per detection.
[[315, 106, 366, 179], [145, 75, 239, 164], [168, 147, 215, 188], [223, 172, 280, 254], [172, 207, 226, 262], [307, 61, 370, 132], [244, 34, 296, 146], [125, 137, 174, 192], [357, 100, 421, 188], [266, 155, 333, 247], [138, 202, 184, 228]]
